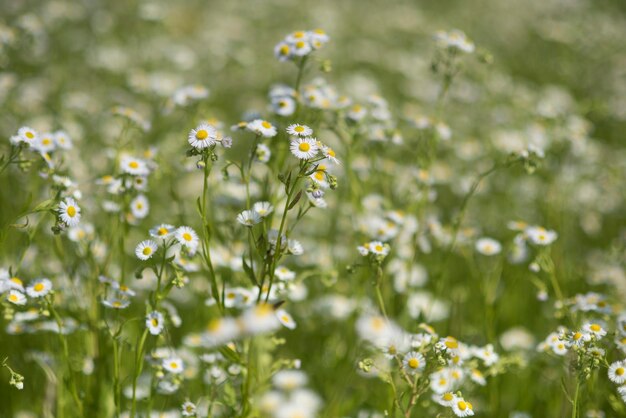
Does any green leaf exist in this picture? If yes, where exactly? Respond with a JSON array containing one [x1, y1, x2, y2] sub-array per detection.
[[288, 190, 302, 210], [242, 256, 258, 286], [219, 346, 241, 364]]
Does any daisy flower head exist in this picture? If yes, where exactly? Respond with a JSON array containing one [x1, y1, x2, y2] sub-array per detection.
[[54, 130, 72, 150], [188, 122, 217, 149], [253, 201, 274, 217], [35, 132, 56, 153], [149, 223, 175, 240], [120, 155, 149, 176], [321, 145, 340, 164], [175, 226, 199, 250], [146, 311, 165, 335], [163, 357, 184, 374], [609, 361, 626, 384], [290, 137, 319, 160], [17, 126, 38, 146], [274, 41, 292, 61], [286, 124, 313, 137], [130, 194, 149, 219], [475, 237, 502, 256], [291, 38, 313, 56], [135, 240, 158, 260], [452, 397, 474, 417], [181, 401, 197, 417], [255, 143, 271, 163], [7, 290, 27, 305], [526, 226, 558, 246], [309, 28, 330, 47], [436, 392, 458, 407], [247, 119, 277, 138], [276, 309, 297, 330], [583, 322, 607, 339], [58, 198, 81, 227], [26, 278, 52, 298], [272, 96, 296, 116], [239, 303, 281, 335], [237, 210, 262, 227], [102, 298, 130, 309], [402, 351, 426, 374]]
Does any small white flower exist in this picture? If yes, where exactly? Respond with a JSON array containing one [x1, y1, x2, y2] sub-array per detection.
[[163, 357, 184, 374], [26, 278, 52, 298], [130, 194, 149, 219], [451, 397, 474, 417], [608, 361, 626, 384], [181, 401, 197, 417], [146, 311, 165, 335], [188, 122, 217, 149], [102, 298, 130, 309], [54, 131, 72, 150], [120, 156, 149, 176], [286, 124, 313, 137], [58, 198, 81, 227], [583, 322, 607, 339], [149, 224, 175, 239], [7, 290, 27, 305], [475, 238, 502, 256], [526, 226, 558, 246], [402, 351, 426, 374], [175, 226, 199, 250], [135, 240, 158, 260], [276, 309, 297, 330], [289, 137, 319, 160], [247, 119, 277, 138], [253, 201, 274, 217], [237, 210, 261, 227]]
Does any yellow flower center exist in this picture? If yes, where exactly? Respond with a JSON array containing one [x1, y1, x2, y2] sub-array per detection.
[[371, 317, 384, 331], [261, 121, 271, 129], [170, 362, 178, 369], [10, 277, 22, 286], [442, 393, 454, 401], [129, 161, 139, 169], [298, 142, 310, 152], [617, 367, 625, 376], [113, 301, 122, 307], [67, 206, 76, 217], [43, 138, 51, 145], [33, 283, 44, 292], [408, 358, 419, 369], [295, 41, 306, 49], [183, 233, 192, 241], [281, 315, 290, 322], [26, 132, 34, 139], [444, 337, 458, 349], [327, 149, 335, 157], [280, 45, 289, 55], [9, 294, 18, 302], [151, 318, 159, 327], [142, 247, 152, 256], [294, 126, 304, 132], [439, 378, 447, 386], [195, 129, 208, 140], [573, 332, 582, 340], [458, 401, 467, 411], [590, 324, 601, 332], [374, 244, 383, 252], [158, 227, 168, 235]]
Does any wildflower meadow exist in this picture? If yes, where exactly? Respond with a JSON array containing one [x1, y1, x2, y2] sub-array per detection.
[[1, 0, 625, 417]]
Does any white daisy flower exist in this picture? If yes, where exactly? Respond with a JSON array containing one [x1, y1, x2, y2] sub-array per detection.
[[287, 239, 304, 255], [475, 238, 502, 256], [188, 122, 217, 149], [181, 401, 197, 417], [7, 290, 26, 305], [321, 145, 340, 164], [451, 397, 474, 417], [247, 119, 277, 137], [239, 303, 281, 335], [526, 226, 558, 246], [291, 39, 312, 56], [120, 156, 149, 176], [435, 392, 458, 407], [54, 131, 72, 150], [58, 198, 81, 227], [290, 137, 318, 160], [26, 278, 52, 298], [275, 266, 296, 281], [402, 351, 426, 374], [608, 361, 626, 384], [135, 240, 158, 260], [237, 210, 261, 227], [274, 42, 292, 61], [149, 224, 175, 239], [347, 104, 367, 121], [102, 298, 130, 309], [272, 370, 308, 390], [276, 309, 296, 330], [286, 124, 313, 137], [17, 126, 38, 146], [272, 97, 296, 116], [253, 201, 274, 217], [175, 226, 199, 249], [163, 357, 184, 374], [130, 194, 149, 219], [146, 311, 165, 335], [35, 132, 56, 153], [583, 322, 607, 339], [367, 241, 389, 256], [256, 143, 271, 162]]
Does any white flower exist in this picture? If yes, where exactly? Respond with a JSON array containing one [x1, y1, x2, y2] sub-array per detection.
[[272, 370, 307, 390], [130, 194, 149, 219], [289, 137, 319, 160], [26, 278, 52, 298], [163, 357, 184, 374], [253, 201, 274, 217], [237, 210, 261, 227], [135, 240, 158, 260], [17, 126, 38, 145], [54, 131, 72, 150], [102, 298, 130, 309], [475, 238, 502, 256], [276, 309, 296, 330], [247, 119, 277, 138], [583, 322, 607, 339], [239, 303, 281, 335], [608, 361, 626, 384], [526, 226, 558, 246], [188, 122, 217, 149], [451, 397, 475, 417], [34, 132, 56, 153], [120, 156, 149, 176], [175, 226, 199, 250], [402, 351, 426, 374], [256, 143, 271, 162], [149, 224, 175, 239], [58, 198, 81, 227], [181, 401, 197, 417], [7, 290, 26, 305], [286, 124, 313, 137], [146, 311, 165, 335]]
